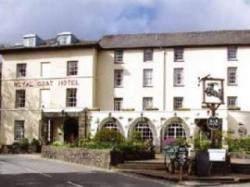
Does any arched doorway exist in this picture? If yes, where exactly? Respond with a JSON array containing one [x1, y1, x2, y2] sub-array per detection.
[[99, 117, 124, 136], [64, 118, 79, 143], [161, 117, 188, 148], [129, 117, 156, 144]]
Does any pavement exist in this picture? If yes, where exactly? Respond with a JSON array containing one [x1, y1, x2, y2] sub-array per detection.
[[0, 154, 175, 187], [1, 154, 250, 187]]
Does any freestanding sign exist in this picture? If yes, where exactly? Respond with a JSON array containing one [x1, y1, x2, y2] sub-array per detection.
[[177, 146, 188, 181], [207, 117, 220, 130]]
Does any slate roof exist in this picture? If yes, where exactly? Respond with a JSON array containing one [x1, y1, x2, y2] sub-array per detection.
[[99, 30, 250, 49], [2, 30, 250, 53]]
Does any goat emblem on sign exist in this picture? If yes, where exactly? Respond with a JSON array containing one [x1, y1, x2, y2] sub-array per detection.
[[203, 79, 224, 104]]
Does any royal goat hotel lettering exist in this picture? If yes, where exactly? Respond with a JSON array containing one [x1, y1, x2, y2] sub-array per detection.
[[14, 79, 79, 88]]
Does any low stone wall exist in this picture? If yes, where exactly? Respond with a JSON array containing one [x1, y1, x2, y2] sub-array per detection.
[[41, 146, 111, 169]]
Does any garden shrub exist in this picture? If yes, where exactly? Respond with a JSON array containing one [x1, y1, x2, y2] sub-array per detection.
[[52, 141, 64, 147], [19, 138, 29, 150], [128, 130, 143, 143], [227, 136, 250, 153], [94, 128, 125, 144]]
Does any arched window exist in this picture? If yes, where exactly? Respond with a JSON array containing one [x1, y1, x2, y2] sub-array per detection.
[[134, 122, 153, 141], [102, 121, 119, 131], [164, 123, 186, 139]]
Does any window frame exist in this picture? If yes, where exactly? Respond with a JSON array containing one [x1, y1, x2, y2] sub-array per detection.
[[174, 68, 184, 86], [16, 63, 27, 78], [143, 97, 153, 110], [114, 49, 124, 63], [143, 69, 153, 87], [114, 97, 123, 111], [227, 67, 237, 86], [173, 97, 183, 110], [227, 46, 237, 61], [66, 88, 77, 107], [14, 120, 25, 141], [114, 69, 124, 88], [143, 49, 153, 62], [15, 89, 26, 108], [67, 61, 78, 76], [174, 47, 184, 62], [227, 96, 237, 108]]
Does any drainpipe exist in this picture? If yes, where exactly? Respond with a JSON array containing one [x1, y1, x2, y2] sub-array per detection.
[[163, 50, 167, 111]]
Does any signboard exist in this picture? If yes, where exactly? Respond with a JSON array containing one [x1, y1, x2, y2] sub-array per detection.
[[208, 149, 226, 162], [207, 117, 220, 130], [14, 79, 79, 88], [177, 146, 188, 166], [238, 127, 247, 137], [203, 78, 224, 104]]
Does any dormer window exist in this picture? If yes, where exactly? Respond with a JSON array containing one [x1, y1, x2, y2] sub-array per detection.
[[57, 32, 78, 45], [23, 34, 43, 47]]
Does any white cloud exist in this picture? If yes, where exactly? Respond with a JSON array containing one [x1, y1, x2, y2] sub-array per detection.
[[1, 0, 250, 43]]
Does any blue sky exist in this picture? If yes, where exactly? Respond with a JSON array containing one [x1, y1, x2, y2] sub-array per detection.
[[1, 0, 250, 43]]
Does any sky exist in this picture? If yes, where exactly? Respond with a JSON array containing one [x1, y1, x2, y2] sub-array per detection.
[[1, 0, 250, 43]]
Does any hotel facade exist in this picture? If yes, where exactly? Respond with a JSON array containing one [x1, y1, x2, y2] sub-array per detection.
[[0, 31, 250, 150]]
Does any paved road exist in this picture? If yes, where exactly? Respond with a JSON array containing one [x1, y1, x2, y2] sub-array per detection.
[[0, 154, 174, 187]]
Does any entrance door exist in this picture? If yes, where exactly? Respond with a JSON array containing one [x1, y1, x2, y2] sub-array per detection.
[[64, 118, 79, 143], [40, 89, 50, 108]]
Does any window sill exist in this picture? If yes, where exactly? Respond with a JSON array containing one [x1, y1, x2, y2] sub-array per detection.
[[174, 60, 184, 62], [175, 108, 191, 111], [174, 84, 185, 87], [143, 85, 153, 88], [227, 84, 238, 86], [145, 108, 159, 111], [121, 108, 135, 111], [114, 86, 124, 88], [228, 107, 241, 110], [114, 61, 124, 64], [143, 60, 153, 63], [228, 58, 238, 61]]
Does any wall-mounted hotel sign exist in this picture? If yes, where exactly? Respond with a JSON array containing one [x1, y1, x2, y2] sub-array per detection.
[[14, 79, 80, 88]]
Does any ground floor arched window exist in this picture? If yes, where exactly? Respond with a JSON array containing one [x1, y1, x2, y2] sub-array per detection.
[[102, 121, 119, 131], [134, 121, 153, 141], [164, 123, 186, 139]]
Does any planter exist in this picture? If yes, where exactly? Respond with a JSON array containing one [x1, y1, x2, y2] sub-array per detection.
[[195, 151, 210, 176]]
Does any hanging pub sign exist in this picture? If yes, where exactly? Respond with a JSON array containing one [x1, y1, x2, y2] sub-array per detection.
[[202, 77, 224, 104]]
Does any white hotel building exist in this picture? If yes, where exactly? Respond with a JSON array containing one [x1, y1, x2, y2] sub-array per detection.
[[0, 30, 250, 150]]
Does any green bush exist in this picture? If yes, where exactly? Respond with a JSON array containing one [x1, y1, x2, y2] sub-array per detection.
[[227, 136, 250, 153], [128, 130, 143, 143], [194, 132, 211, 151], [19, 138, 29, 150], [94, 128, 125, 144], [31, 138, 40, 146], [52, 141, 64, 147]]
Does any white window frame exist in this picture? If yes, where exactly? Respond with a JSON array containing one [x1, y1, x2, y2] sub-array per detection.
[[66, 88, 77, 107], [114, 49, 123, 63], [143, 69, 153, 87], [228, 46, 237, 61], [174, 47, 184, 61], [143, 97, 153, 110], [227, 67, 237, 85], [227, 96, 237, 108], [67, 61, 78, 76], [174, 97, 183, 110], [114, 69, 123, 88], [164, 123, 186, 139], [134, 122, 153, 141], [143, 49, 153, 62], [14, 120, 25, 141], [174, 68, 184, 86], [114, 98, 123, 111], [15, 89, 25, 108], [16, 63, 27, 78]]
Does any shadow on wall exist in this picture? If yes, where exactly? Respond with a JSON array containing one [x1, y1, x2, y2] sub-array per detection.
[[1, 69, 41, 145]]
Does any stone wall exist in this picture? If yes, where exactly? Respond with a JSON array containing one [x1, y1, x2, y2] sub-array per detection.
[[41, 146, 111, 169]]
